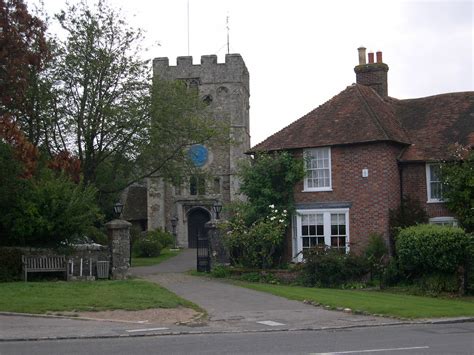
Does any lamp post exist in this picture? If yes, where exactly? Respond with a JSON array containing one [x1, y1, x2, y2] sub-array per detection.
[[170, 216, 178, 250], [212, 202, 223, 220], [113, 202, 124, 219]]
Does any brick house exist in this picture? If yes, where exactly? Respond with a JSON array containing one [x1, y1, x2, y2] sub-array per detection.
[[252, 47, 474, 261]]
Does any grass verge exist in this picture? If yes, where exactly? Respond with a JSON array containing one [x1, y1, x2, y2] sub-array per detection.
[[131, 248, 181, 267], [236, 282, 474, 319], [0, 279, 201, 314]]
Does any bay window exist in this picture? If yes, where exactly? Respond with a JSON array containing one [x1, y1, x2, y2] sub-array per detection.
[[295, 208, 349, 261]]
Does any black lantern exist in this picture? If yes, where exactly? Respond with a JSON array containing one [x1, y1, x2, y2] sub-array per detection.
[[170, 216, 178, 249], [113, 202, 124, 218], [212, 202, 223, 220]]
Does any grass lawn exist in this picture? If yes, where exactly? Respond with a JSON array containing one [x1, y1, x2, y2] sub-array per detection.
[[131, 248, 181, 267], [237, 282, 474, 319], [0, 279, 200, 314]]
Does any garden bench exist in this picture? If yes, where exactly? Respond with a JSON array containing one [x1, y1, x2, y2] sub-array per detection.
[[22, 255, 69, 282]]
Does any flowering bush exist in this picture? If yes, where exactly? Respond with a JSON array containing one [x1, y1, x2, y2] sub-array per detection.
[[222, 204, 288, 269]]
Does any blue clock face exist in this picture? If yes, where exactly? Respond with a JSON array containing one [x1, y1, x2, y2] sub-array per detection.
[[188, 144, 208, 167]]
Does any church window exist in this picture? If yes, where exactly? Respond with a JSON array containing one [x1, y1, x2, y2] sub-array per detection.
[[217, 86, 229, 96], [202, 94, 213, 105], [186, 78, 201, 90], [213, 177, 221, 194], [190, 176, 206, 195]]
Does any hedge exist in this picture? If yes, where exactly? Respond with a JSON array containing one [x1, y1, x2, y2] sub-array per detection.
[[396, 224, 471, 276]]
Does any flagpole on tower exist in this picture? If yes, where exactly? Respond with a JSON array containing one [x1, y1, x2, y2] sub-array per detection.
[[226, 15, 230, 54], [187, 0, 190, 56]]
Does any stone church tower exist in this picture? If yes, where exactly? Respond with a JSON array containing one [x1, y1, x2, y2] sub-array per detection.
[[146, 54, 250, 247]]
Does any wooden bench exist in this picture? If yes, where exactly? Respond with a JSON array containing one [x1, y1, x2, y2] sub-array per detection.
[[22, 255, 69, 282]]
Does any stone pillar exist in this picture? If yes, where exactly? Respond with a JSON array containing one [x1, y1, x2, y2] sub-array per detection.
[[106, 219, 132, 280], [205, 220, 229, 267]]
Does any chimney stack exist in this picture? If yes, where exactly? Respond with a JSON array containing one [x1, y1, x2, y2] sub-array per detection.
[[357, 47, 366, 65], [354, 46, 389, 98]]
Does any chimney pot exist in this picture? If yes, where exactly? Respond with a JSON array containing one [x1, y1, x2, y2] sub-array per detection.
[[368, 52, 374, 64], [357, 47, 367, 65], [376, 51, 383, 63]]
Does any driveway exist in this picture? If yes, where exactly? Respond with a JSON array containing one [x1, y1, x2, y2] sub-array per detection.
[[130, 249, 402, 332]]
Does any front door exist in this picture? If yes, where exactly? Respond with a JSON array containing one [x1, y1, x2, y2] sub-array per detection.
[[187, 208, 211, 248]]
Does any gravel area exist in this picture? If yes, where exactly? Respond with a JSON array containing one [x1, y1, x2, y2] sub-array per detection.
[[65, 307, 203, 325]]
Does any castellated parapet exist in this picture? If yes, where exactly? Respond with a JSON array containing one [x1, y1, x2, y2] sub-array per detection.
[[153, 54, 249, 95]]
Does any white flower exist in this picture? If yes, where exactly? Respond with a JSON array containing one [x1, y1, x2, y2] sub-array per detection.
[[279, 219, 284, 223], [283, 210, 287, 214], [269, 204, 275, 209], [270, 216, 276, 221], [274, 209, 278, 213]]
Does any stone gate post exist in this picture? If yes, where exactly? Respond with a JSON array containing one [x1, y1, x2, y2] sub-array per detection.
[[106, 219, 132, 280], [205, 220, 229, 267]]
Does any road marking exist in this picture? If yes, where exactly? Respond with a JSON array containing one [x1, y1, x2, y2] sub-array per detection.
[[126, 327, 169, 333], [311, 346, 429, 354], [257, 320, 285, 326]]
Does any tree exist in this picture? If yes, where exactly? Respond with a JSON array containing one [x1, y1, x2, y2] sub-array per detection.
[[1, 168, 101, 247], [441, 145, 474, 232], [134, 79, 228, 187], [44, 0, 227, 198], [0, 115, 39, 178], [0, 141, 24, 239], [0, 0, 49, 117], [50, 0, 150, 187], [238, 151, 305, 223], [222, 151, 305, 268]]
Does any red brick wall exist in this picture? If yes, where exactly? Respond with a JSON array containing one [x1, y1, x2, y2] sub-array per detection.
[[291, 142, 403, 255], [400, 163, 453, 218]]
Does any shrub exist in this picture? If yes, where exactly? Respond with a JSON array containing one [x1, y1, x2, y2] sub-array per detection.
[[415, 273, 459, 295], [396, 224, 471, 276], [381, 258, 403, 286], [222, 205, 288, 269], [2, 169, 102, 248], [210, 264, 231, 278], [133, 235, 163, 258], [147, 228, 174, 248], [300, 247, 369, 287], [389, 196, 428, 255], [364, 233, 388, 281], [0, 248, 23, 281]]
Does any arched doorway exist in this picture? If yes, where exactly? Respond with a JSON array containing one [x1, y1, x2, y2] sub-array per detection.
[[187, 208, 211, 248]]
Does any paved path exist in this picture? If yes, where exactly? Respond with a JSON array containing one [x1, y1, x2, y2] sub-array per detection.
[[130, 249, 402, 332]]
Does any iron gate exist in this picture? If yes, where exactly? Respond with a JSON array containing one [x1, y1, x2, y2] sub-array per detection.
[[196, 231, 210, 272]]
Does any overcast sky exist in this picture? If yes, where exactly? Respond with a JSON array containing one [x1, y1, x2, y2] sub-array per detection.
[[28, 0, 473, 146]]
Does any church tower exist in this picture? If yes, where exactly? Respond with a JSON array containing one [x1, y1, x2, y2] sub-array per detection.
[[147, 54, 250, 247]]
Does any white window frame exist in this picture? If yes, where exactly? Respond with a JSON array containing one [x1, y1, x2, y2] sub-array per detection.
[[294, 208, 349, 262], [429, 216, 458, 227], [303, 147, 332, 192], [426, 163, 444, 203]]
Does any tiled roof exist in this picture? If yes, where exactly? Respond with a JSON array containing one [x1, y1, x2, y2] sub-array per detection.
[[252, 85, 473, 162], [251, 84, 410, 152], [394, 92, 474, 161]]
